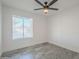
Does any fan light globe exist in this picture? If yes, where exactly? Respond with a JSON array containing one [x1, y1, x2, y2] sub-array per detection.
[[44, 9, 48, 14]]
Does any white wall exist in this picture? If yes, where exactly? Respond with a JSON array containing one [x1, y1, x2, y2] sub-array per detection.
[[3, 3, 79, 54], [0, 0, 2, 56], [2, 6, 47, 52], [48, 5, 79, 53]]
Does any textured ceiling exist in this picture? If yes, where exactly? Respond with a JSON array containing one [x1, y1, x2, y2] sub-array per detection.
[[2, 0, 79, 15]]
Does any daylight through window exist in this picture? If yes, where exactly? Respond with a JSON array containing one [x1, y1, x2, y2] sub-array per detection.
[[12, 16, 33, 40]]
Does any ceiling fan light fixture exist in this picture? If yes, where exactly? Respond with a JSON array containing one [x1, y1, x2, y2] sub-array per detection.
[[34, 0, 58, 14], [44, 9, 48, 14]]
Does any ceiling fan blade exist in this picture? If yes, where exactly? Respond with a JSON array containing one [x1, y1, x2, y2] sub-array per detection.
[[48, 0, 58, 7], [48, 8, 58, 10], [35, 0, 44, 7], [34, 8, 44, 10]]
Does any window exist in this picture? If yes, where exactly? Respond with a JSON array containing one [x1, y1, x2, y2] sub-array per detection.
[[12, 16, 33, 40]]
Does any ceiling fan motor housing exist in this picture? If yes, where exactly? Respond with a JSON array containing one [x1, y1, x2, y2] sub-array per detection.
[[44, 2, 48, 5]]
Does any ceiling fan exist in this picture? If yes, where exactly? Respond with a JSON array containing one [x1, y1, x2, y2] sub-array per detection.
[[34, 0, 59, 14]]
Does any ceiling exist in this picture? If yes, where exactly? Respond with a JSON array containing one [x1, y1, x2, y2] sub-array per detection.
[[2, 0, 79, 15]]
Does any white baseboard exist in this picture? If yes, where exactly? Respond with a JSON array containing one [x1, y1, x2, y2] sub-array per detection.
[[3, 41, 47, 53], [48, 41, 79, 53]]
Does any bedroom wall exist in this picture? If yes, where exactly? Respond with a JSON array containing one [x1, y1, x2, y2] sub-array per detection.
[[48, 5, 79, 53], [2, 2, 79, 54], [0, 0, 2, 56], [2, 5, 48, 52]]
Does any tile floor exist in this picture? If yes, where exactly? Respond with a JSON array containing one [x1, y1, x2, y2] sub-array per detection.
[[1, 43, 79, 59]]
